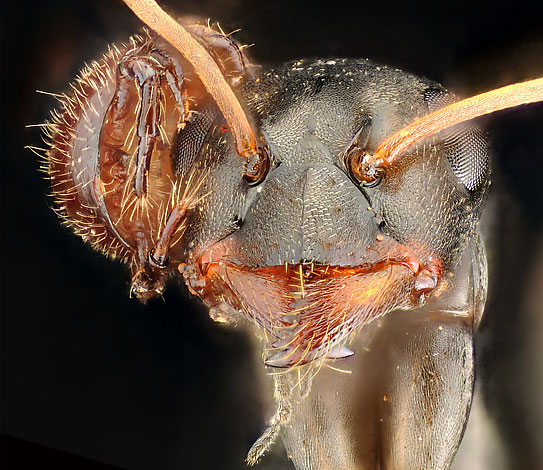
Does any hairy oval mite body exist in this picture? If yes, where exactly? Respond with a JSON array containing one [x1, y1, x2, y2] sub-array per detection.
[[36, 1, 542, 469]]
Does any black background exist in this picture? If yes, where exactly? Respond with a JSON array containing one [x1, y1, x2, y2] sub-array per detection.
[[2, 1, 542, 469]]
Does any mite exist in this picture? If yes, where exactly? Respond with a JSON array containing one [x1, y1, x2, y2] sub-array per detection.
[[40, 0, 543, 468]]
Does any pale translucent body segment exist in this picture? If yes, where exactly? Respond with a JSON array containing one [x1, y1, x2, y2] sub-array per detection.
[[278, 310, 473, 470], [273, 242, 485, 470], [381, 314, 473, 469]]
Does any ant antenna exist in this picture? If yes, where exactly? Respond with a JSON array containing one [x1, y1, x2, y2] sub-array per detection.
[[374, 77, 543, 167], [122, 0, 261, 160]]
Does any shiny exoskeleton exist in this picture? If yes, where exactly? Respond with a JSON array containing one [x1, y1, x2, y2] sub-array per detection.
[[45, 18, 491, 469]]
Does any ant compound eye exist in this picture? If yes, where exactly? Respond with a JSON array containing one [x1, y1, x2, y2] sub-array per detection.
[[243, 145, 271, 186], [346, 150, 384, 188]]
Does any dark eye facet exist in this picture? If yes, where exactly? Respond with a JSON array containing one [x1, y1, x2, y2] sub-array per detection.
[[424, 87, 490, 191]]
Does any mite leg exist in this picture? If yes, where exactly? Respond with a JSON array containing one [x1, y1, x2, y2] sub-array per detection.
[[148, 205, 187, 268], [97, 40, 190, 301], [101, 44, 187, 198]]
